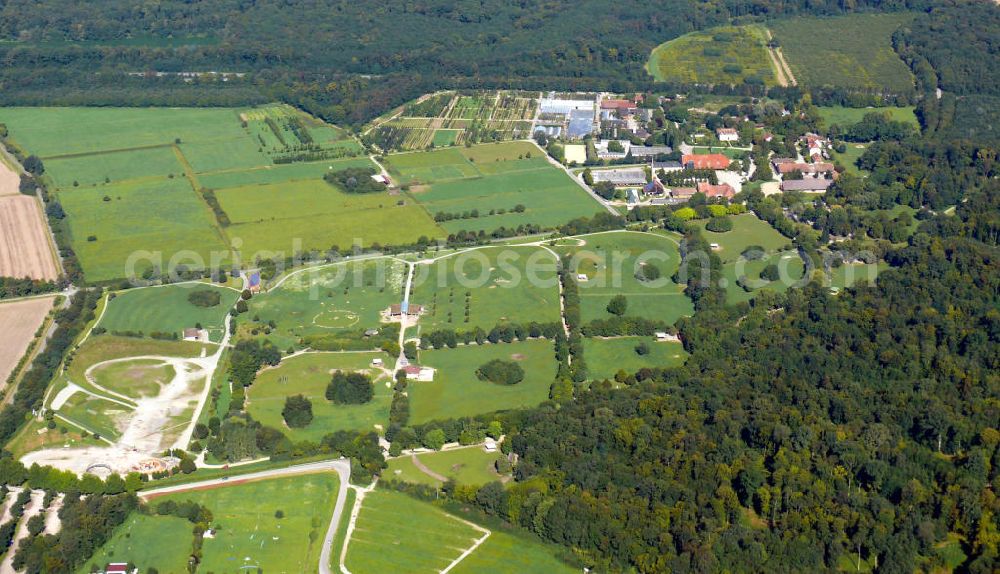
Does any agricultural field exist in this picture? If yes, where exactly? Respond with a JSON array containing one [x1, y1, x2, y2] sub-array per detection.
[[344, 490, 574, 574], [98, 283, 238, 343], [410, 246, 562, 331], [78, 513, 194, 574], [409, 340, 556, 424], [386, 446, 505, 487], [558, 231, 693, 326], [247, 352, 392, 442], [0, 296, 55, 382], [817, 105, 919, 128], [694, 213, 791, 263], [248, 258, 407, 350], [584, 337, 687, 380], [770, 13, 916, 93], [152, 473, 338, 574], [387, 142, 604, 233], [366, 91, 537, 151], [646, 25, 776, 86], [0, 105, 369, 281], [0, 195, 60, 281]]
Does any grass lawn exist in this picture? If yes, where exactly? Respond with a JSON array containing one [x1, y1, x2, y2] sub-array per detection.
[[4, 418, 104, 458], [64, 335, 210, 383], [344, 490, 482, 574], [770, 13, 916, 92], [90, 359, 175, 400], [386, 446, 504, 487], [77, 513, 193, 574], [410, 246, 562, 331], [44, 146, 184, 190], [817, 105, 918, 128], [695, 213, 791, 263], [721, 250, 807, 304], [559, 231, 692, 326], [247, 352, 392, 441], [198, 156, 375, 189], [57, 392, 129, 440], [99, 283, 238, 343], [57, 178, 231, 282], [583, 338, 687, 380], [410, 340, 556, 424], [831, 142, 871, 175], [432, 129, 460, 146], [825, 261, 885, 290], [449, 529, 577, 574], [249, 258, 406, 350], [156, 473, 338, 574], [647, 24, 775, 85]]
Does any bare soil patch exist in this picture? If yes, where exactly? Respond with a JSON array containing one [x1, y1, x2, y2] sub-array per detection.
[[510, 353, 525, 361], [0, 158, 19, 196], [0, 196, 59, 280], [0, 296, 55, 382]]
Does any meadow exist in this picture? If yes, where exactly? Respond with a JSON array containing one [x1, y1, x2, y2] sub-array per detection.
[[247, 352, 392, 442], [57, 392, 128, 440], [63, 335, 209, 384], [558, 231, 692, 326], [646, 25, 776, 86], [410, 246, 562, 331], [410, 340, 556, 424], [831, 142, 870, 175], [770, 13, 916, 93], [694, 213, 791, 263], [77, 513, 194, 574], [583, 338, 687, 380], [449, 529, 577, 574], [98, 283, 239, 342], [386, 142, 603, 232], [90, 359, 175, 400], [154, 473, 339, 574], [817, 105, 919, 128], [386, 446, 504, 487], [720, 250, 807, 304]]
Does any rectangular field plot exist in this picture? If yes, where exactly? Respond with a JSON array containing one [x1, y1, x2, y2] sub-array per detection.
[[98, 283, 239, 343], [560, 231, 692, 326], [0, 296, 54, 382], [59, 179, 230, 281], [216, 179, 388, 223], [247, 352, 392, 441], [154, 473, 338, 574], [388, 148, 480, 182], [78, 513, 193, 574], [344, 490, 483, 574], [583, 337, 687, 380], [410, 340, 556, 424], [198, 157, 375, 189], [44, 146, 184, 190], [179, 137, 271, 174], [0, 195, 60, 281], [410, 246, 561, 331]]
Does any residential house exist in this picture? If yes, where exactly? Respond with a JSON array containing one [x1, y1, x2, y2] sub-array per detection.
[[781, 179, 834, 193], [681, 153, 730, 170], [403, 364, 435, 381], [643, 180, 665, 196], [697, 181, 736, 199], [248, 272, 262, 294], [716, 128, 739, 142]]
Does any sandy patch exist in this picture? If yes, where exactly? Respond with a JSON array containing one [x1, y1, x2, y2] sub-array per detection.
[[510, 353, 525, 361], [0, 157, 19, 197], [0, 195, 59, 281], [0, 296, 54, 382]]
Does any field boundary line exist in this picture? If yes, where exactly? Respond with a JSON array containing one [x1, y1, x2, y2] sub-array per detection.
[[41, 142, 174, 161], [439, 513, 491, 574]]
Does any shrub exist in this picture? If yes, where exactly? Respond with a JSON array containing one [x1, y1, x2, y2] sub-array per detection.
[[674, 207, 697, 220], [636, 262, 661, 282], [741, 245, 765, 260], [635, 342, 650, 356], [187, 289, 222, 308], [760, 264, 781, 282], [326, 371, 373, 404], [707, 204, 728, 217], [282, 394, 314, 428], [705, 216, 733, 232], [475, 359, 525, 386], [606, 294, 628, 317]]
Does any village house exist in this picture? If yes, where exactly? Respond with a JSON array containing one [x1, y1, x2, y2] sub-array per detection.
[[780, 179, 834, 193], [802, 133, 829, 160], [403, 364, 435, 381], [681, 153, 730, 170], [696, 181, 736, 199], [716, 127, 739, 142], [643, 180, 665, 196]]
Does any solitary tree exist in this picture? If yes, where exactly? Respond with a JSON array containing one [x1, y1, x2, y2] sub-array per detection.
[[607, 294, 628, 316], [282, 394, 314, 428]]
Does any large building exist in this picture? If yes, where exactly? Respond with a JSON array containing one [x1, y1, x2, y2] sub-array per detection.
[[591, 168, 647, 187], [681, 154, 731, 170], [697, 181, 736, 199]]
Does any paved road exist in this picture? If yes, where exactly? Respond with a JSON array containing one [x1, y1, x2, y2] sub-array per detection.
[[140, 458, 351, 574]]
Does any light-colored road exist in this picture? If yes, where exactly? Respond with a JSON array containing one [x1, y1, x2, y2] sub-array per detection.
[[139, 458, 351, 574]]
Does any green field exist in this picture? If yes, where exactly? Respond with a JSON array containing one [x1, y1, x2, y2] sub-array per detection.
[[817, 105, 919, 128], [57, 392, 128, 440], [410, 340, 556, 424], [386, 446, 504, 487], [432, 129, 460, 146], [99, 283, 238, 342], [198, 156, 375, 189], [387, 142, 603, 232], [646, 25, 776, 85], [78, 513, 194, 574], [770, 13, 916, 92], [249, 258, 406, 350], [44, 146, 184, 189], [695, 213, 791, 263], [247, 352, 392, 441], [558, 231, 693, 326], [344, 490, 574, 574], [721, 250, 807, 304], [90, 359, 175, 400], [155, 473, 338, 574], [63, 335, 209, 384], [410, 246, 562, 331], [831, 142, 871, 175], [583, 338, 687, 380]]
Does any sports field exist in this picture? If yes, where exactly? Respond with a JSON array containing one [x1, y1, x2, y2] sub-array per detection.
[[386, 446, 504, 487], [98, 283, 238, 342], [78, 513, 193, 574], [386, 142, 603, 232], [247, 352, 391, 441], [646, 25, 776, 85], [559, 231, 693, 326], [410, 340, 556, 424], [584, 338, 687, 380], [410, 246, 561, 331], [695, 213, 791, 263], [154, 473, 338, 574], [770, 13, 916, 92]]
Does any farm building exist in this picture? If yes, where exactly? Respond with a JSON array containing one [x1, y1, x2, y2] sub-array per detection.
[[681, 154, 731, 170], [696, 181, 736, 199], [591, 168, 646, 187], [669, 187, 698, 200], [781, 179, 834, 192], [389, 303, 423, 317], [371, 357, 383, 367], [403, 364, 435, 381], [600, 98, 637, 112], [538, 97, 594, 115], [567, 109, 596, 139], [182, 328, 208, 342], [653, 160, 683, 172], [533, 125, 562, 138], [643, 180, 665, 196], [716, 128, 739, 142], [248, 272, 262, 294], [371, 174, 390, 185], [628, 145, 673, 158]]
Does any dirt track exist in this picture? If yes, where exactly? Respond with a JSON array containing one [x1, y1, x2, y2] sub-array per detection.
[[0, 195, 59, 281], [0, 295, 54, 383]]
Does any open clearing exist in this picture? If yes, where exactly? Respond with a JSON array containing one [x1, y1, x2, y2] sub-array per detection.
[[694, 213, 791, 263], [247, 352, 392, 442], [770, 13, 916, 92], [78, 513, 193, 574], [0, 195, 59, 281], [98, 283, 238, 343], [817, 105, 919, 128], [0, 296, 54, 382], [584, 337, 687, 380], [646, 25, 776, 86], [386, 446, 504, 487], [411, 340, 556, 424], [721, 250, 807, 304]]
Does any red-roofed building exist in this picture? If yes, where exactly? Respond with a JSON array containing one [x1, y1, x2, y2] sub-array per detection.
[[600, 99, 636, 112], [682, 154, 731, 170], [716, 128, 739, 142], [697, 181, 736, 199]]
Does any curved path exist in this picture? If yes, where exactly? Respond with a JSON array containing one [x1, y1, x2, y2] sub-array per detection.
[[139, 458, 351, 574]]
